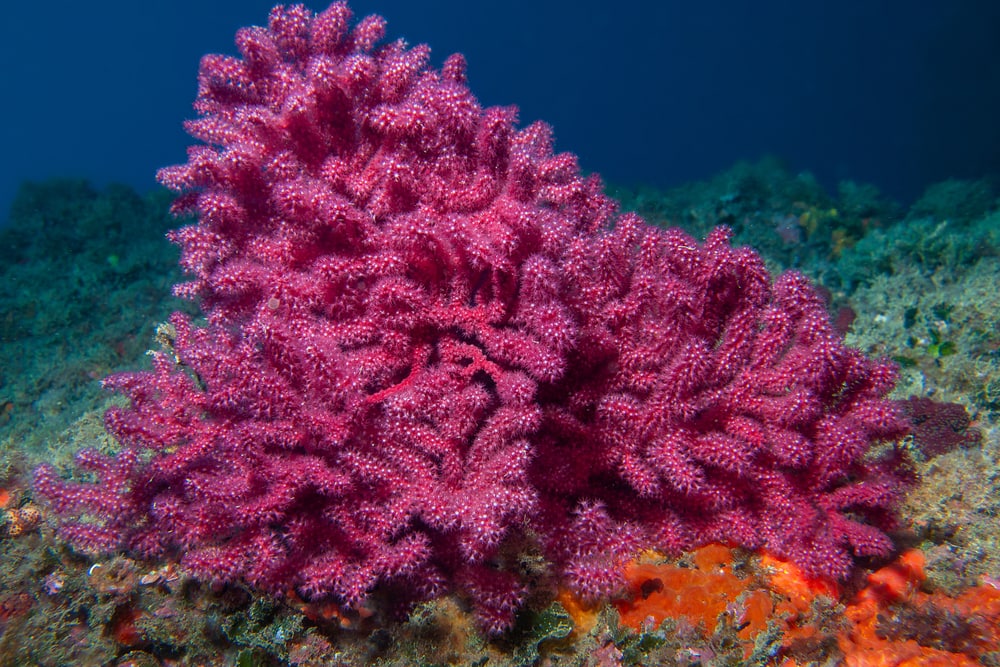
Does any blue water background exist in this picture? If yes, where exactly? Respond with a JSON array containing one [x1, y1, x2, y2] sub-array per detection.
[[1, 0, 998, 224]]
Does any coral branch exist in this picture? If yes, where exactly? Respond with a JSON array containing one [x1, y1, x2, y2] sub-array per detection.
[[35, 1, 912, 633]]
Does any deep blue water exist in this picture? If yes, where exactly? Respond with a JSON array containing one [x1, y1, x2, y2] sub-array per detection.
[[2, 0, 998, 223]]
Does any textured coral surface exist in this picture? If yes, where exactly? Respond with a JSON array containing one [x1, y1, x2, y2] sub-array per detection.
[[35, 1, 912, 634]]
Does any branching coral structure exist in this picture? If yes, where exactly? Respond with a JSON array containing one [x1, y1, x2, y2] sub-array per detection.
[[34, 2, 912, 633]]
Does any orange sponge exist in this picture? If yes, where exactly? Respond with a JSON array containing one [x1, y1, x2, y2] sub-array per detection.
[[614, 545, 771, 642]]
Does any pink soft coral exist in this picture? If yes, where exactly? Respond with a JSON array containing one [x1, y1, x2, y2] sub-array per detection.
[[35, 2, 911, 634]]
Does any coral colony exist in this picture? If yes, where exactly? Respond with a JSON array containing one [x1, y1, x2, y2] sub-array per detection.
[[35, 2, 913, 633]]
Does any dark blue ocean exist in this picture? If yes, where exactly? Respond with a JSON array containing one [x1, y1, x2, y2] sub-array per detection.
[[1, 0, 998, 220]]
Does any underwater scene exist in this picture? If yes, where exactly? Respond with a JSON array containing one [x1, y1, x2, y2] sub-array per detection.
[[1, 2, 999, 666]]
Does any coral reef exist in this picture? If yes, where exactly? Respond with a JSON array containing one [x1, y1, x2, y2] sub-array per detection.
[[0, 2, 996, 665], [35, 0, 911, 638]]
